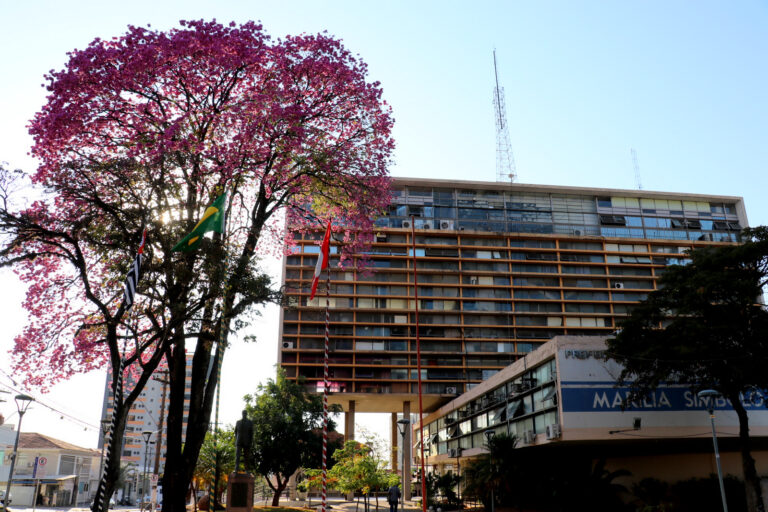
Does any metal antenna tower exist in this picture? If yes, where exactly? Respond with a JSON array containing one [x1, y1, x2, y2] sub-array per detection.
[[631, 148, 642, 190], [493, 50, 517, 183]]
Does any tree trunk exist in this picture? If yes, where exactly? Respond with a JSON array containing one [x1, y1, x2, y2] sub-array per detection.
[[272, 478, 289, 506], [731, 393, 766, 512]]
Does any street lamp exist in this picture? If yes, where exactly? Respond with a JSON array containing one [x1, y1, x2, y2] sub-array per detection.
[[98, 419, 111, 483], [698, 390, 728, 512], [3, 394, 34, 510], [396, 419, 410, 505], [141, 431, 153, 512], [484, 430, 495, 512]]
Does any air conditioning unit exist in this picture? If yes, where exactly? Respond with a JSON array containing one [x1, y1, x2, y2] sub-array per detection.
[[422, 220, 434, 229], [402, 220, 412, 229], [445, 386, 458, 394], [573, 229, 583, 236], [613, 282, 625, 289], [511, 383, 524, 394], [522, 430, 535, 444], [282, 341, 294, 349], [545, 423, 561, 440], [440, 220, 454, 230], [449, 448, 463, 458]]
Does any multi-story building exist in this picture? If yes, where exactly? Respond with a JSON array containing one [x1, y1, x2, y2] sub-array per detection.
[[98, 353, 195, 500], [279, 177, 746, 426], [416, 335, 768, 486]]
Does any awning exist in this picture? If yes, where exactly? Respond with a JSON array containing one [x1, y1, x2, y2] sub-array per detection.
[[12, 475, 76, 485]]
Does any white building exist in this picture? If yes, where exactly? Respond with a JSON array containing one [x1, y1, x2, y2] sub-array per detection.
[[1, 432, 100, 507]]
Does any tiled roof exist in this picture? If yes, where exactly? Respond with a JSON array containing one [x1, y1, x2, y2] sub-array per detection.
[[18, 432, 98, 454]]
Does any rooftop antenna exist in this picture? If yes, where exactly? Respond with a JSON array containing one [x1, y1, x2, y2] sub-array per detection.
[[631, 148, 642, 190], [493, 50, 517, 183]]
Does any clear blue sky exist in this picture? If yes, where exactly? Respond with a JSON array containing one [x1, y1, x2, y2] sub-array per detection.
[[1, 1, 767, 447]]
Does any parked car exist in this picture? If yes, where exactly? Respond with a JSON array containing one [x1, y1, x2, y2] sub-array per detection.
[[90, 496, 117, 509]]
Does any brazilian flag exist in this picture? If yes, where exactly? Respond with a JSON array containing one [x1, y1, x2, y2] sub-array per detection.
[[172, 193, 226, 252]]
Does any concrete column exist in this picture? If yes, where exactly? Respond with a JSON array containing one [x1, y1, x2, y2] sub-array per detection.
[[391, 412, 399, 472], [345, 400, 356, 501], [344, 400, 356, 441], [403, 400, 412, 501]]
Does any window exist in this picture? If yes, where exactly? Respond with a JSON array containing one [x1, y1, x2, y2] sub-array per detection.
[[511, 264, 557, 274], [59, 455, 76, 475], [599, 214, 626, 225], [559, 241, 602, 250], [562, 278, 606, 288], [560, 253, 604, 263], [513, 277, 559, 286], [565, 303, 610, 313], [561, 265, 605, 275]]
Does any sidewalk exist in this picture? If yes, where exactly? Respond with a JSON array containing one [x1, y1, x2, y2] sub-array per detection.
[[283, 498, 424, 512], [6, 498, 426, 512]]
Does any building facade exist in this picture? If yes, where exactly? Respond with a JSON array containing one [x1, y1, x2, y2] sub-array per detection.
[[416, 335, 768, 485], [1, 431, 100, 507], [279, 178, 747, 419]]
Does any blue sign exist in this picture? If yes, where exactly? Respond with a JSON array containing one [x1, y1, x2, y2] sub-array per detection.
[[561, 382, 768, 412]]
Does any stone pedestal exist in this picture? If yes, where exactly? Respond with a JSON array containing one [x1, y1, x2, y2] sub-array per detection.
[[226, 472, 255, 512]]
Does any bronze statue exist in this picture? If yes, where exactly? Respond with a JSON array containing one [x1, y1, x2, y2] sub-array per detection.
[[234, 410, 253, 473]]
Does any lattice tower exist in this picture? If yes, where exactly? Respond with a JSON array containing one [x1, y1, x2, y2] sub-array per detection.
[[631, 148, 642, 190], [494, 50, 517, 183]]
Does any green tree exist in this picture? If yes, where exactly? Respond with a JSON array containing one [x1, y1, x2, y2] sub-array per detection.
[[193, 428, 235, 508], [462, 433, 518, 510], [328, 440, 394, 512], [607, 227, 768, 512], [244, 370, 340, 506]]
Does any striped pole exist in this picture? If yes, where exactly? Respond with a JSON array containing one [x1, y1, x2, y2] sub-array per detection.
[[321, 264, 330, 512], [94, 357, 124, 512], [411, 218, 428, 512], [211, 338, 224, 510]]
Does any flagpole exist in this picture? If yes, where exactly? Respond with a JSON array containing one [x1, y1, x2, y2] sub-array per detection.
[[95, 229, 145, 512], [321, 248, 330, 512], [94, 357, 124, 512], [308, 220, 331, 512], [211, 194, 231, 512], [410, 217, 427, 512]]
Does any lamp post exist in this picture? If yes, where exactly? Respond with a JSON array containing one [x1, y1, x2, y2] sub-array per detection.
[[141, 431, 153, 512], [484, 430, 495, 512], [3, 394, 34, 510], [397, 419, 410, 505], [698, 390, 728, 512], [98, 419, 111, 483]]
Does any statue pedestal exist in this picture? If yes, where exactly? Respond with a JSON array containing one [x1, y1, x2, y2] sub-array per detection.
[[226, 472, 255, 512]]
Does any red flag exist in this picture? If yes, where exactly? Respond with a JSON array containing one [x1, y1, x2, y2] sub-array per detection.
[[310, 221, 332, 301]]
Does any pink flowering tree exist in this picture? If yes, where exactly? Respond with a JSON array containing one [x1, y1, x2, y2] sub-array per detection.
[[0, 20, 393, 511]]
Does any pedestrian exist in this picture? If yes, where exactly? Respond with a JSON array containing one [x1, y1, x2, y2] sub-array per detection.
[[387, 484, 401, 512]]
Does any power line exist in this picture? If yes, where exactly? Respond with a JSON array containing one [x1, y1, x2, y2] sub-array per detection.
[[0, 378, 100, 432]]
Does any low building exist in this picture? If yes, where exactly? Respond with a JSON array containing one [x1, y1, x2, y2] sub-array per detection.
[[415, 336, 768, 484], [1, 432, 100, 507]]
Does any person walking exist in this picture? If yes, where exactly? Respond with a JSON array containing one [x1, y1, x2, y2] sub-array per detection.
[[387, 484, 401, 512]]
